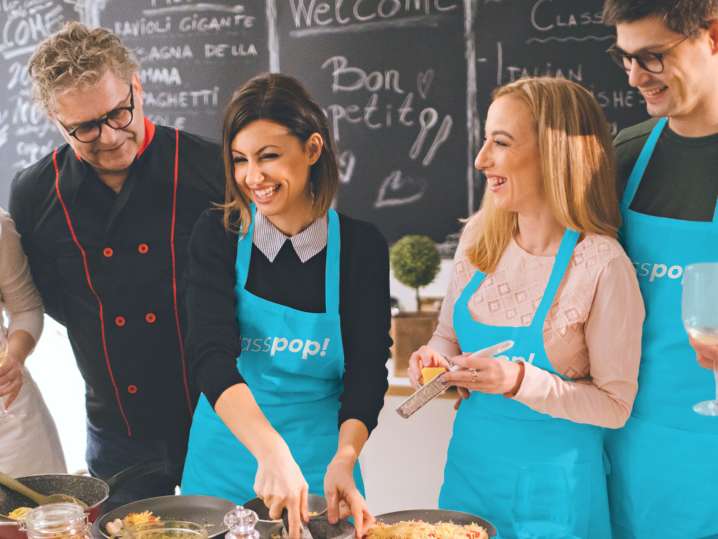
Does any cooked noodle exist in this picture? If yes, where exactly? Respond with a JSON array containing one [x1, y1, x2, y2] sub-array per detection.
[[7, 507, 32, 520], [367, 520, 489, 539]]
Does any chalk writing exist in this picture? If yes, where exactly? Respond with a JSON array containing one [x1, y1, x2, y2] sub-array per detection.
[[375, 170, 427, 208], [530, 0, 603, 32], [100, 0, 269, 143], [289, 0, 459, 31], [0, 2, 63, 59]]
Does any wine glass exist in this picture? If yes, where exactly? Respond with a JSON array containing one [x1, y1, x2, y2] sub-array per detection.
[[512, 465, 582, 539], [682, 262, 718, 416], [0, 330, 12, 420]]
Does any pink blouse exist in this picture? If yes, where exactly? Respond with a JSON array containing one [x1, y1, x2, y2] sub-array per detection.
[[428, 231, 645, 428]]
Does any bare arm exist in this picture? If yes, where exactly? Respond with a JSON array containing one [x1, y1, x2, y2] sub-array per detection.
[[215, 383, 308, 539], [0, 211, 43, 408], [324, 419, 374, 538]]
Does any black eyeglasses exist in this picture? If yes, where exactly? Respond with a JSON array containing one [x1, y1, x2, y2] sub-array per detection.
[[606, 35, 689, 74], [59, 86, 135, 143]]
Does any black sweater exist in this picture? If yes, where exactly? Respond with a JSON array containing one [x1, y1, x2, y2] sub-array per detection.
[[186, 208, 391, 433]]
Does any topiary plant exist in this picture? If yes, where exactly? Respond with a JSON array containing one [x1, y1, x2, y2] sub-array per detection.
[[390, 235, 440, 312]]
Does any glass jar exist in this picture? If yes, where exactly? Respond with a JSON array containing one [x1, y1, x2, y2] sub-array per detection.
[[22, 503, 90, 539], [224, 506, 259, 539]]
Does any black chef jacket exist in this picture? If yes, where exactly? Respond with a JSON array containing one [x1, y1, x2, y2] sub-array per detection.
[[10, 122, 224, 441]]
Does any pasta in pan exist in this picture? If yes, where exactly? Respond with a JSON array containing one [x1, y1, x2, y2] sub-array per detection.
[[366, 520, 489, 539], [105, 511, 161, 536]]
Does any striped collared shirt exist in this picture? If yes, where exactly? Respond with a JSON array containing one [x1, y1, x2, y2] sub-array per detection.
[[253, 210, 327, 263]]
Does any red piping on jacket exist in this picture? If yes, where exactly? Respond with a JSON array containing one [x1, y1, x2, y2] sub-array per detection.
[[170, 128, 194, 417], [53, 149, 133, 437], [136, 118, 156, 157]]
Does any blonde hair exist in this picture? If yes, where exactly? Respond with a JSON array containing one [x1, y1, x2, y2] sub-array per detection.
[[465, 77, 620, 273], [220, 73, 339, 234], [28, 21, 138, 114]]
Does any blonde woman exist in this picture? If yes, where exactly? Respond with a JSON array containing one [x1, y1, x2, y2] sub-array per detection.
[[408, 77, 644, 539], [0, 208, 66, 476]]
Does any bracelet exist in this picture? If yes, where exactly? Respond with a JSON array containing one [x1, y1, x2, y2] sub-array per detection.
[[503, 360, 525, 398]]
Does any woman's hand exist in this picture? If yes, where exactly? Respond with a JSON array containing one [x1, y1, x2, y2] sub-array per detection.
[[255, 447, 309, 539], [408, 346, 451, 388], [689, 336, 718, 370], [324, 456, 374, 538], [443, 353, 521, 395], [0, 352, 23, 409]]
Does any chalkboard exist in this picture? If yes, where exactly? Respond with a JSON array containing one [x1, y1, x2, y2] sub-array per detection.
[[0, 0, 80, 206], [98, 0, 270, 136], [0, 0, 648, 253], [275, 1, 472, 252], [477, 0, 647, 138]]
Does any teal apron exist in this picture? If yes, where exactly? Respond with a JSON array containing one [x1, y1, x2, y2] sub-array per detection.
[[440, 230, 610, 539], [181, 208, 362, 503], [606, 117, 718, 538]]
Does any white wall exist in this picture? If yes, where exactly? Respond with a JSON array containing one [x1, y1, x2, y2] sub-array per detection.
[[360, 393, 456, 514], [26, 316, 86, 473]]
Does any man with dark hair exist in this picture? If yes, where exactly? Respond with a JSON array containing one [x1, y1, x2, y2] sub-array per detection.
[[10, 22, 223, 508], [602, 1, 718, 537]]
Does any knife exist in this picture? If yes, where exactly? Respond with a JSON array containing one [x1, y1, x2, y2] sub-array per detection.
[[396, 340, 514, 419]]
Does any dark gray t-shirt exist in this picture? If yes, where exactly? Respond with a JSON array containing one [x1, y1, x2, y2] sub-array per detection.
[[616, 118, 718, 222]]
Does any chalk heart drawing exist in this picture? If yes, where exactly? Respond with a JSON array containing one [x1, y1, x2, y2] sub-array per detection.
[[374, 170, 427, 208], [338, 150, 356, 184], [417, 69, 435, 100]]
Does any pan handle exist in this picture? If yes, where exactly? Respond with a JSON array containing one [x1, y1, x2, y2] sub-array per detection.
[[105, 460, 169, 495], [0, 514, 20, 526], [0, 472, 47, 505]]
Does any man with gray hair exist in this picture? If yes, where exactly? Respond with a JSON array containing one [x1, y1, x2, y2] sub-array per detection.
[[10, 22, 223, 507], [602, 0, 718, 537]]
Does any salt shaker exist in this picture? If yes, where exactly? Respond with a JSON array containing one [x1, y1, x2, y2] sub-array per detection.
[[224, 506, 260, 539]]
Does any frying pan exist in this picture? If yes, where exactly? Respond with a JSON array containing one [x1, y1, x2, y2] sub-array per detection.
[[93, 495, 237, 539], [241, 502, 496, 539], [0, 461, 165, 539], [244, 496, 354, 539], [371, 509, 497, 537]]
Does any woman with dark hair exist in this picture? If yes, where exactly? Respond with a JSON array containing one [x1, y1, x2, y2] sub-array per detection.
[[181, 73, 390, 539]]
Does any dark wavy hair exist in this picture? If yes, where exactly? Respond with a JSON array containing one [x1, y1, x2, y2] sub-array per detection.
[[603, 0, 718, 36], [219, 72, 339, 234]]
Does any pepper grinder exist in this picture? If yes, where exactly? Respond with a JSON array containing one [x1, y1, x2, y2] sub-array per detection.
[[224, 506, 260, 539]]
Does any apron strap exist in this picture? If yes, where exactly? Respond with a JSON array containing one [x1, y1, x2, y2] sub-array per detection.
[[459, 266, 486, 305], [235, 204, 256, 288], [532, 229, 580, 326], [325, 209, 340, 314], [621, 117, 668, 212]]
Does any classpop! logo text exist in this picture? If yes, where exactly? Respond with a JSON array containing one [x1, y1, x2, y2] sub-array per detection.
[[633, 261, 685, 283], [241, 336, 331, 360]]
